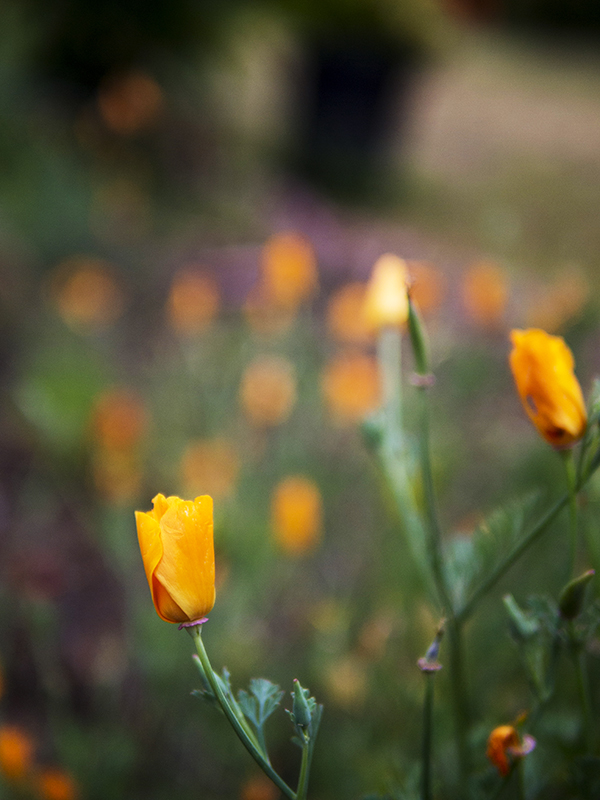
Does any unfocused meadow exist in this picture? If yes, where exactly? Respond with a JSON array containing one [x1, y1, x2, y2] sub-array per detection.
[[0, 0, 600, 798]]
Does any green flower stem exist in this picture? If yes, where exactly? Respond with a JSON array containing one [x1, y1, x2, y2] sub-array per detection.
[[377, 327, 403, 453], [569, 623, 594, 753], [189, 627, 296, 800], [421, 674, 435, 800], [415, 384, 470, 785], [562, 448, 579, 581], [295, 734, 311, 800], [456, 493, 569, 625]]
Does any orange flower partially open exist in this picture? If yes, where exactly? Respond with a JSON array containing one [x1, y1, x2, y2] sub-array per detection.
[[509, 328, 587, 448], [135, 494, 215, 624], [363, 254, 409, 330], [486, 725, 536, 776]]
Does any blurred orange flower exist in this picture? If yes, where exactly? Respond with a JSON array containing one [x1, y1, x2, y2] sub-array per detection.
[[167, 269, 220, 335], [509, 328, 587, 448], [321, 353, 380, 423], [37, 768, 79, 800], [525, 268, 590, 333], [92, 450, 143, 504], [363, 254, 409, 330], [240, 356, 297, 427], [240, 775, 279, 800], [92, 389, 148, 452], [0, 726, 34, 781], [98, 71, 164, 135], [260, 232, 318, 310], [326, 283, 371, 344], [462, 261, 509, 327], [181, 438, 240, 499], [50, 256, 124, 331], [486, 725, 536, 776], [135, 494, 215, 624], [408, 261, 446, 315], [271, 476, 322, 555]]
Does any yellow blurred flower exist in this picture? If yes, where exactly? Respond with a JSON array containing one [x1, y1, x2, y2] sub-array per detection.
[[363, 254, 409, 330], [324, 656, 368, 709], [181, 438, 240, 500], [326, 283, 372, 344], [240, 774, 279, 800], [321, 352, 380, 423], [462, 261, 509, 327], [260, 232, 318, 310], [509, 328, 587, 448], [272, 476, 322, 556], [49, 256, 124, 331], [408, 261, 445, 316], [167, 269, 220, 335], [486, 725, 536, 776], [135, 494, 215, 624], [37, 768, 79, 800], [0, 725, 34, 782], [526, 268, 590, 333], [240, 356, 297, 427], [92, 389, 148, 452], [97, 71, 164, 135]]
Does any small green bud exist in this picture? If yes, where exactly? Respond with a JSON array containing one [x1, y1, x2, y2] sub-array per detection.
[[292, 679, 312, 729], [407, 297, 430, 376], [559, 570, 595, 620]]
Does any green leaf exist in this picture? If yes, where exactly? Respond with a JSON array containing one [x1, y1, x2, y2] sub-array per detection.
[[445, 493, 540, 609], [237, 678, 284, 729]]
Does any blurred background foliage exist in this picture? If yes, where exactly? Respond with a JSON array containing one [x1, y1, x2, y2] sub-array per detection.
[[0, 0, 599, 798]]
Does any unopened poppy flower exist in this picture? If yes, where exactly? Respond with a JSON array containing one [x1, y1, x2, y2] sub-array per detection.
[[363, 254, 409, 330], [271, 476, 322, 555], [509, 328, 587, 448], [240, 356, 297, 427], [462, 261, 509, 327], [0, 725, 34, 781], [486, 725, 536, 776], [135, 494, 215, 624], [38, 768, 79, 800], [321, 352, 381, 423], [260, 232, 318, 310], [167, 269, 220, 335]]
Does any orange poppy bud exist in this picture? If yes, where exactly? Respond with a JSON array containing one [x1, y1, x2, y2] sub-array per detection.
[[509, 328, 587, 448], [135, 494, 215, 625], [486, 725, 536, 776], [0, 725, 34, 782], [260, 232, 318, 310], [363, 254, 409, 330]]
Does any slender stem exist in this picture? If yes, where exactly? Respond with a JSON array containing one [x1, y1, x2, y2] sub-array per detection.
[[569, 623, 594, 753], [562, 449, 579, 581], [457, 494, 568, 624], [415, 385, 470, 785], [295, 736, 311, 800], [421, 674, 435, 800], [377, 327, 403, 455], [189, 627, 296, 800]]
